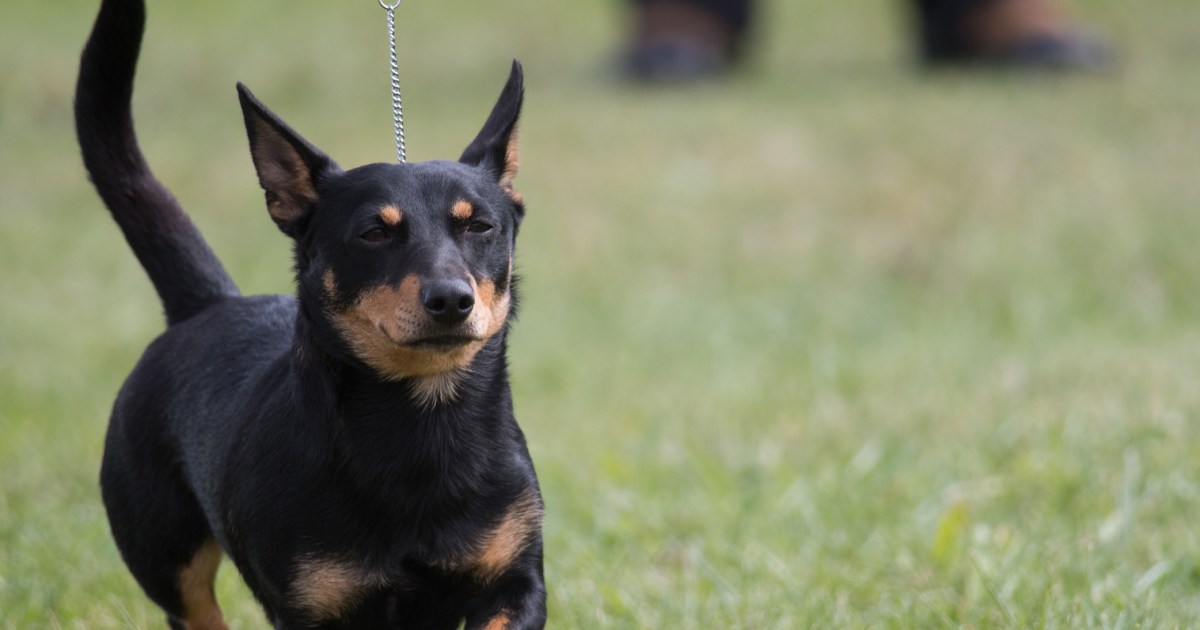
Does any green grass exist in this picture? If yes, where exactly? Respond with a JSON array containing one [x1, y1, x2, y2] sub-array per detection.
[[3, 0, 1200, 627]]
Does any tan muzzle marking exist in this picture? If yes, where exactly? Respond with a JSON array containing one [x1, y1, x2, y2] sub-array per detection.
[[329, 272, 511, 381]]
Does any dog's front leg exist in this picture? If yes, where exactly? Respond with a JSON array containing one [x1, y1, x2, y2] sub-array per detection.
[[464, 563, 547, 630]]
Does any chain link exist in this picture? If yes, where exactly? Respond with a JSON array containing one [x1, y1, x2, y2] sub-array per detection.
[[383, 4, 406, 162]]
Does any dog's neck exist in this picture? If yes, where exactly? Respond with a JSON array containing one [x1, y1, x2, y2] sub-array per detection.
[[335, 337, 511, 419], [289, 313, 515, 500]]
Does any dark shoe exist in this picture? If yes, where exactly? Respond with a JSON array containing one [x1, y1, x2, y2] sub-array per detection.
[[621, 36, 731, 82], [992, 31, 1113, 71], [921, 0, 1113, 71]]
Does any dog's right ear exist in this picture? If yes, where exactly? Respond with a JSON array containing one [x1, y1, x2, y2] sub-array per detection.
[[237, 83, 341, 237]]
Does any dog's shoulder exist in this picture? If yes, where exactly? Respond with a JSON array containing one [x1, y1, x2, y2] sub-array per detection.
[[116, 294, 299, 421]]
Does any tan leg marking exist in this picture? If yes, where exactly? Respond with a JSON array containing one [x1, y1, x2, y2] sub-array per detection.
[[482, 610, 512, 630], [457, 490, 543, 584], [178, 539, 228, 630], [379, 205, 403, 226], [292, 557, 387, 623]]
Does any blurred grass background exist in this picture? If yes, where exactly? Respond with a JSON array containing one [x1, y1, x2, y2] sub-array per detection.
[[3, 0, 1200, 626]]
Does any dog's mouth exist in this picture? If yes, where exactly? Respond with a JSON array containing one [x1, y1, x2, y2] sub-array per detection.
[[405, 334, 479, 350], [371, 321, 481, 353]]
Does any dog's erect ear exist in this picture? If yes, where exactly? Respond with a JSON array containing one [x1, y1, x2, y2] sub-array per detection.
[[237, 83, 341, 236], [459, 60, 524, 191]]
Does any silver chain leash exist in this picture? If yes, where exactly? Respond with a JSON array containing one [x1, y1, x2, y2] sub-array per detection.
[[380, 0, 406, 162]]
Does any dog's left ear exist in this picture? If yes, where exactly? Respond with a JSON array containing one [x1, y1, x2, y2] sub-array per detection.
[[459, 60, 524, 192]]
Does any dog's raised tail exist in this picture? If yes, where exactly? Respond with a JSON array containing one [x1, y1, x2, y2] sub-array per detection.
[[75, 0, 239, 325]]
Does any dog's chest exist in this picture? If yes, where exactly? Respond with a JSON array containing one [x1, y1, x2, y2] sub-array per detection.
[[286, 488, 542, 623]]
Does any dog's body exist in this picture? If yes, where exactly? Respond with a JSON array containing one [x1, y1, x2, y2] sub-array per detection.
[[75, 0, 545, 628]]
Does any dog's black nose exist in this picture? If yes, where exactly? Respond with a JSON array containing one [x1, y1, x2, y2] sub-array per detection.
[[420, 278, 475, 325]]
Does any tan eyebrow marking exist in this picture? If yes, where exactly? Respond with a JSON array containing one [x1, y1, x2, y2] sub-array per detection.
[[451, 199, 474, 221], [379, 205, 403, 226]]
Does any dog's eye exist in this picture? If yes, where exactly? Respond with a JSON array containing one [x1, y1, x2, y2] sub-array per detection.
[[467, 220, 493, 234], [360, 228, 389, 243]]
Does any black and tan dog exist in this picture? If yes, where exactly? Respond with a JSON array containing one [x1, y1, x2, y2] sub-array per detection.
[[75, 0, 545, 627]]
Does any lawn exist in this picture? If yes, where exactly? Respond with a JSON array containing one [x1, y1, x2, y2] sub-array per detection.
[[2, 0, 1200, 627]]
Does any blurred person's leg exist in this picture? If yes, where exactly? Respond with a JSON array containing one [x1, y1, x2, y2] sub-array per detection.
[[619, 0, 1109, 82], [620, 0, 755, 81]]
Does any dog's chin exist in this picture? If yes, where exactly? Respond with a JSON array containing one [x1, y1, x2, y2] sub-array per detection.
[[378, 331, 482, 356], [333, 317, 488, 381], [357, 335, 485, 381]]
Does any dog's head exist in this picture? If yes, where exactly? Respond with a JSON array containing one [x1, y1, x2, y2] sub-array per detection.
[[237, 62, 525, 395]]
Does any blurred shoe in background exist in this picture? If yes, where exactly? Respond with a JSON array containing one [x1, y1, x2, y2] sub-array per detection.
[[918, 0, 1113, 70]]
